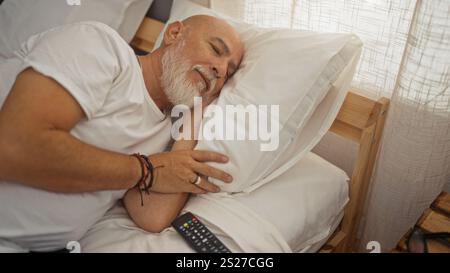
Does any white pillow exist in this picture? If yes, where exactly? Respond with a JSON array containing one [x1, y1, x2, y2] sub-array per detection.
[[0, 0, 154, 59], [79, 152, 349, 253], [235, 152, 349, 252], [157, 0, 362, 193]]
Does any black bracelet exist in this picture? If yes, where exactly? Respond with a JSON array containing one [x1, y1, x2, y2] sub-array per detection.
[[141, 156, 154, 192]]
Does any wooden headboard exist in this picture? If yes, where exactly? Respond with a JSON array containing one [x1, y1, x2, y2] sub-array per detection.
[[325, 93, 389, 252], [132, 17, 390, 253], [131, 18, 166, 53]]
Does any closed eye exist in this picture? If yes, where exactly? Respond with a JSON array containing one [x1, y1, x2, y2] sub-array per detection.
[[210, 42, 221, 56]]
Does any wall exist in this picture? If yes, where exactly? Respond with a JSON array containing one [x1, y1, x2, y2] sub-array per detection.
[[312, 132, 358, 178]]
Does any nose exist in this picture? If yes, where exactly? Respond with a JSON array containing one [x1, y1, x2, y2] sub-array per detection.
[[212, 60, 228, 79]]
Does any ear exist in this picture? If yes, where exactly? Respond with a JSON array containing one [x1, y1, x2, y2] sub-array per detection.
[[163, 21, 185, 46]]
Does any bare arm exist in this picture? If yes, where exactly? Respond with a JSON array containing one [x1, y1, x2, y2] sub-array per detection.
[[123, 191, 190, 233], [124, 108, 216, 232], [123, 139, 197, 233], [0, 69, 231, 195], [0, 68, 140, 192]]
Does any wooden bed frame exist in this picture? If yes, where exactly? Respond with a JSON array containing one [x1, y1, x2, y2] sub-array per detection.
[[131, 17, 390, 253]]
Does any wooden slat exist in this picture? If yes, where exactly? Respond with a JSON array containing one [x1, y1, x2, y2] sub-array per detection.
[[336, 96, 389, 252], [418, 209, 450, 233], [395, 201, 450, 253], [130, 17, 165, 53], [431, 192, 450, 216], [336, 125, 375, 252], [330, 120, 361, 142], [424, 239, 450, 253], [395, 238, 449, 253], [396, 229, 412, 251], [131, 38, 155, 53], [335, 92, 378, 130], [319, 230, 347, 253]]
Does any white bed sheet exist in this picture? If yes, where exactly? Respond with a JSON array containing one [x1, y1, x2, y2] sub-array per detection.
[[80, 152, 349, 253]]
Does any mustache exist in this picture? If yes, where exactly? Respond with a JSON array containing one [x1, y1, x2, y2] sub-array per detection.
[[193, 65, 217, 93]]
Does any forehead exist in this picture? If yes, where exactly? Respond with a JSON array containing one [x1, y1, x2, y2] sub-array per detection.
[[201, 24, 243, 63]]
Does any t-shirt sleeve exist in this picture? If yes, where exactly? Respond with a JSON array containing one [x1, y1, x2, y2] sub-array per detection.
[[18, 22, 121, 119]]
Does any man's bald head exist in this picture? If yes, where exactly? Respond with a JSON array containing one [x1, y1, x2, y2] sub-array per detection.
[[158, 15, 244, 108]]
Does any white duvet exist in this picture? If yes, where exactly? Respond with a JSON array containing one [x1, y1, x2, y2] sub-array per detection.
[[80, 152, 349, 253]]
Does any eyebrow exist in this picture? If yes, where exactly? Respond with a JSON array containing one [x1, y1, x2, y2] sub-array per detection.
[[211, 37, 238, 75]]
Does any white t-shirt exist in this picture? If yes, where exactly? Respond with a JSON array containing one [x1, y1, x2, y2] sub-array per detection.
[[0, 21, 172, 252]]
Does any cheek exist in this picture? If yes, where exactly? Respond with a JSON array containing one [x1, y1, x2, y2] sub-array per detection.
[[181, 40, 210, 62], [216, 78, 226, 90], [186, 42, 217, 66], [188, 70, 202, 84]]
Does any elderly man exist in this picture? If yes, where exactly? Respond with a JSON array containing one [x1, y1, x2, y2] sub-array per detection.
[[0, 15, 244, 252]]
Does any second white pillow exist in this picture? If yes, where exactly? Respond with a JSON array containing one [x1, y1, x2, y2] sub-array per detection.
[[0, 0, 154, 59]]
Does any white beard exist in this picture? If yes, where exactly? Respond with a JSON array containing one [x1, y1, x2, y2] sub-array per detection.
[[160, 41, 216, 108]]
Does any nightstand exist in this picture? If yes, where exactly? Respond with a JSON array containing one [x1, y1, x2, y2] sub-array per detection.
[[393, 191, 450, 253]]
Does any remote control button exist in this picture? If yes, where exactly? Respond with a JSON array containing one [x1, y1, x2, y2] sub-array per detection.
[[172, 212, 232, 254]]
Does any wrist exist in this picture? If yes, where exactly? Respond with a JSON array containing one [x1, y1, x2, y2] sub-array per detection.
[[172, 139, 197, 151], [129, 153, 155, 206], [126, 154, 142, 189]]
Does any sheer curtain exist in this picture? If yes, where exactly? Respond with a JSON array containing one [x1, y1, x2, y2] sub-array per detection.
[[209, 0, 450, 251]]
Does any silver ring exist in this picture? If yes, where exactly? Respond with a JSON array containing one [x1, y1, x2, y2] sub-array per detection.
[[194, 176, 201, 185]]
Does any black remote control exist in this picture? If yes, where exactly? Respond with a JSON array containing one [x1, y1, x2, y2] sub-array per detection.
[[172, 212, 232, 253]]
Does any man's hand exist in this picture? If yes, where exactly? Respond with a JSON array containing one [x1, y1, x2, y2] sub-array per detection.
[[124, 108, 231, 232], [148, 150, 232, 194]]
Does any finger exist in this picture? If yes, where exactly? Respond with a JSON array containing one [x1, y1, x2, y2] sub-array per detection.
[[181, 172, 207, 194], [194, 177, 221, 193], [191, 162, 233, 183], [191, 150, 229, 163], [187, 173, 198, 184], [187, 183, 209, 194]]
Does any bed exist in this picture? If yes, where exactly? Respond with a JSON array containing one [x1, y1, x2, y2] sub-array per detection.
[[80, 152, 348, 252], [76, 13, 390, 253], [0, 0, 389, 253]]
